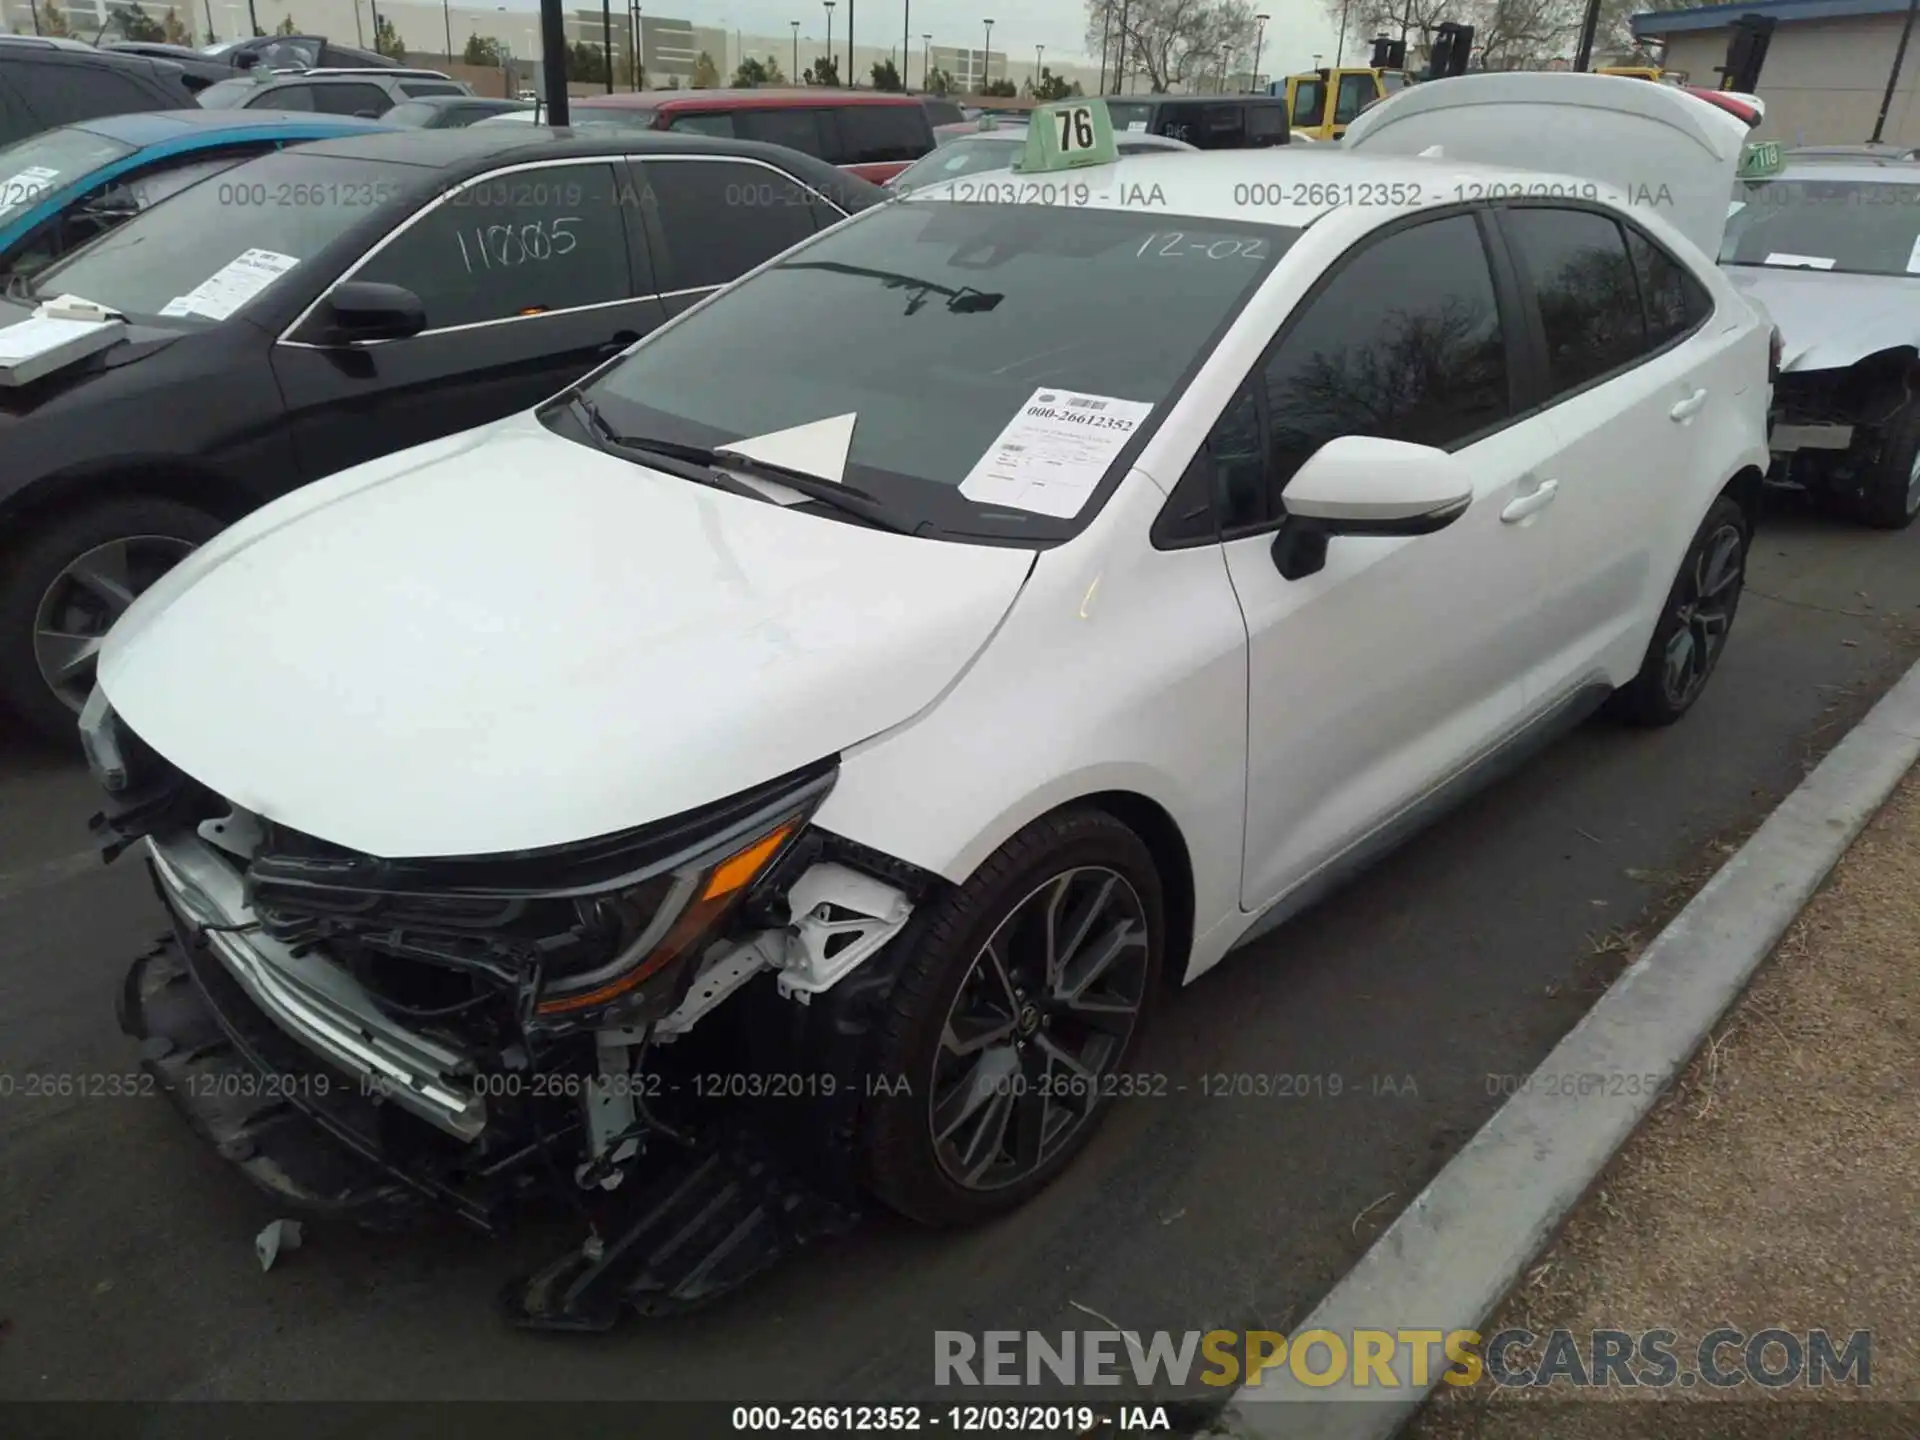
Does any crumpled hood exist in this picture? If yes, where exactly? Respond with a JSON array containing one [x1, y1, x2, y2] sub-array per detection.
[[1726, 266, 1920, 373], [98, 412, 1035, 858]]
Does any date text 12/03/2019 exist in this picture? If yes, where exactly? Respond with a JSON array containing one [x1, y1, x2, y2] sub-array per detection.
[[729, 1404, 1177, 1432]]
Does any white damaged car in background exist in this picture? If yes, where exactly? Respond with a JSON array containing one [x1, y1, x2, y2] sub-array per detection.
[[87, 80, 1769, 1331], [1721, 147, 1920, 528]]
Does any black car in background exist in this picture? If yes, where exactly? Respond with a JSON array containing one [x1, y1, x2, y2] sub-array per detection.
[[0, 37, 198, 146], [98, 42, 239, 94], [0, 127, 883, 742], [1103, 93, 1292, 148], [202, 34, 398, 71]]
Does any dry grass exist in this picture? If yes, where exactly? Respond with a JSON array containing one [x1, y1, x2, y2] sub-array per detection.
[[1411, 769, 1920, 1438]]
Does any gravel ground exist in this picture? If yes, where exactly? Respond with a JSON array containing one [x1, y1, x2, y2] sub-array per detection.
[[1410, 766, 1920, 1439]]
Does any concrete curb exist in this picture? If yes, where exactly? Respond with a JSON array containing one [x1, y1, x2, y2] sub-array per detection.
[[1214, 654, 1920, 1440]]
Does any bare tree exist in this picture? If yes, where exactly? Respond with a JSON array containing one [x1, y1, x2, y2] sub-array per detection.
[[1081, 0, 1261, 92], [1321, 0, 1580, 70]]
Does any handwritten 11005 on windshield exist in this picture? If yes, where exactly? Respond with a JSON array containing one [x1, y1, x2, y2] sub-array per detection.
[[456, 216, 584, 273]]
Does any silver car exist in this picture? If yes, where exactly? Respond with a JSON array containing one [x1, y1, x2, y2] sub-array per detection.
[[1723, 159, 1920, 528]]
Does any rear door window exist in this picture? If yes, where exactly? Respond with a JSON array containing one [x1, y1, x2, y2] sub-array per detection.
[[348, 161, 633, 330], [254, 83, 315, 110], [1624, 224, 1713, 347], [666, 110, 736, 137], [638, 157, 818, 291], [314, 83, 392, 116], [1154, 104, 1199, 144], [1500, 205, 1648, 398], [737, 107, 829, 158], [400, 82, 465, 98], [836, 104, 930, 163]]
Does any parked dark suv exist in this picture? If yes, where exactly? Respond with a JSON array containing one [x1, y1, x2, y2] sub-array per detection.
[[0, 37, 197, 147], [1102, 94, 1291, 148], [197, 69, 472, 117]]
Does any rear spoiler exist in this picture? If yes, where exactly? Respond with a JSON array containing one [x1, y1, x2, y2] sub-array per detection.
[[1684, 87, 1764, 128]]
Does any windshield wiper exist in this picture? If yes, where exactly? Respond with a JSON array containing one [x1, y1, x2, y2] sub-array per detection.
[[567, 395, 919, 536]]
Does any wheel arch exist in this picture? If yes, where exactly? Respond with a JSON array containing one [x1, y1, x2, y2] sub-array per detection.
[[1077, 790, 1197, 994], [0, 459, 255, 539], [1719, 461, 1766, 534]]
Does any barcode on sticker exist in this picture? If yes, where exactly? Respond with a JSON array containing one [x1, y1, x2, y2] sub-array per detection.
[[1066, 397, 1108, 411], [1002, 444, 1025, 452]]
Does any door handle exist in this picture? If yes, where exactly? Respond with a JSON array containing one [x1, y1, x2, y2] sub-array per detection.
[[1500, 478, 1559, 523], [599, 330, 640, 356], [1670, 388, 1708, 422]]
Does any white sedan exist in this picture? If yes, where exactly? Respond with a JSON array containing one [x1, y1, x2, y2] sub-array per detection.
[[91, 77, 1771, 1315]]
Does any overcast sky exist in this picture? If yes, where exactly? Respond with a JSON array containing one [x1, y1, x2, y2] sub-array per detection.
[[490, 0, 1344, 76]]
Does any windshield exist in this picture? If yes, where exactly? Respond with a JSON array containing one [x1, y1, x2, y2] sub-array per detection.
[[28, 150, 409, 321], [892, 136, 1022, 188], [0, 127, 137, 226], [584, 200, 1294, 540], [1720, 177, 1920, 276], [196, 77, 258, 108], [1106, 101, 1154, 133]]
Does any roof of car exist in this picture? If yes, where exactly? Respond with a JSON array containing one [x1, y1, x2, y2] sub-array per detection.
[[72, 108, 393, 144], [902, 147, 1635, 227], [576, 87, 927, 111], [280, 125, 886, 201], [1758, 160, 1920, 185]]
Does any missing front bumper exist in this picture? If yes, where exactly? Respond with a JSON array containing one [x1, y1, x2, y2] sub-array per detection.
[[118, 926, 515, 1232]]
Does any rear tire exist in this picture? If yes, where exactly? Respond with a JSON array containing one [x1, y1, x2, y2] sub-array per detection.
[[860, 808, 1166, 1228], [1606, 495, 1749, 728], [0, 497, 223, 746]]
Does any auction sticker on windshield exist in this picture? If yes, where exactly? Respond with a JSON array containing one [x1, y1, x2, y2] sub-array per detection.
[[157, 248, 301, 320], [958, 388, 1153, 518], [1763, 251, 1834, 270]]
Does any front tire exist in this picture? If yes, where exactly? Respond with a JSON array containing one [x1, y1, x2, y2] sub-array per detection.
[[1852, 400, 1920, 530], [860, 808, 1166, 1228], [0, 497, 222, 745], [1606, 495, 1749, 727]]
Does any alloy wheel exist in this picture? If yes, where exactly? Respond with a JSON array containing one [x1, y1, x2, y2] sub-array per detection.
[[929, 866, 1150, 1192], [32, 535, 197, 713], [1661, 522, 1744, 709]]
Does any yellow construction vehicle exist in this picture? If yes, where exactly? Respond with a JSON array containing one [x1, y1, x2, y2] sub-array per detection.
[[1596, 64, 1690, 83], [1278, 26, 1469, 140]]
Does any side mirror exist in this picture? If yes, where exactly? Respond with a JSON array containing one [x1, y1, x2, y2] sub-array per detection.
[[1271, 435, 1474, 580], [317, 280, 427, 345]]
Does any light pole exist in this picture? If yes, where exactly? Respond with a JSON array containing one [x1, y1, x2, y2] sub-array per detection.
[[848, 0, 855, 86], [602, 0, 614, 90], [1114, 1, 1128, 93], [631, 2, 643, 89], [1335, 0, 1348, 66], [1253, 13, 1268, 89], [921, 31, 931, 89], [1033, 44, 1043, 91], [822, 0, 835, 82], [982, 17, 992, 92], [791, 19, 799, 81], [902, 0, 909, 90]]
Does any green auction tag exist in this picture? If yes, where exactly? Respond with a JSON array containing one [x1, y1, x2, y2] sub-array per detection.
[[1012, 99, 1119, 173], [1737, 140, 1782, 179]]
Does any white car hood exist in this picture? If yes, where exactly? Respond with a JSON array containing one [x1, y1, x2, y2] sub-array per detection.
[[98, 413, 1035, 859], [1725, 266, 1920, 373]]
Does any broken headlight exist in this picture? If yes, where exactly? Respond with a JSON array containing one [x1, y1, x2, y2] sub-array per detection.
[[245, 763, 836, 1034]]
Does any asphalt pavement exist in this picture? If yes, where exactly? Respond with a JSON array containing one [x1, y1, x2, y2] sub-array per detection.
[[2, 498, 1919, 1407]]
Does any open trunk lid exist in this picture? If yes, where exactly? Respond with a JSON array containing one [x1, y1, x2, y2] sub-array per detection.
[[1341, 73, 1756, 259]]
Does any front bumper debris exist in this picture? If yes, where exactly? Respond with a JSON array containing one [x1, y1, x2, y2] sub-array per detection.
[[118, 926, 514, 1232]]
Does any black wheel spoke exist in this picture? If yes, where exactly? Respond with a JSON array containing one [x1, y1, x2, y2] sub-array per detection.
[[933, 1045, 1017, 1144]]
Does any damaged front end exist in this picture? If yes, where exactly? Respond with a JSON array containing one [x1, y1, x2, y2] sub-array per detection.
[[1765, 347, 1920, 524], [87, 688, 935, 1327]]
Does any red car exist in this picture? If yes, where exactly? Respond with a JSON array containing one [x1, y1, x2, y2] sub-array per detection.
[[569, 88, 935, 184]]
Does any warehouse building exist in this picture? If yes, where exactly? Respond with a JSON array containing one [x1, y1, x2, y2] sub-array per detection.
[[1634, 0, 1920, 145]]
